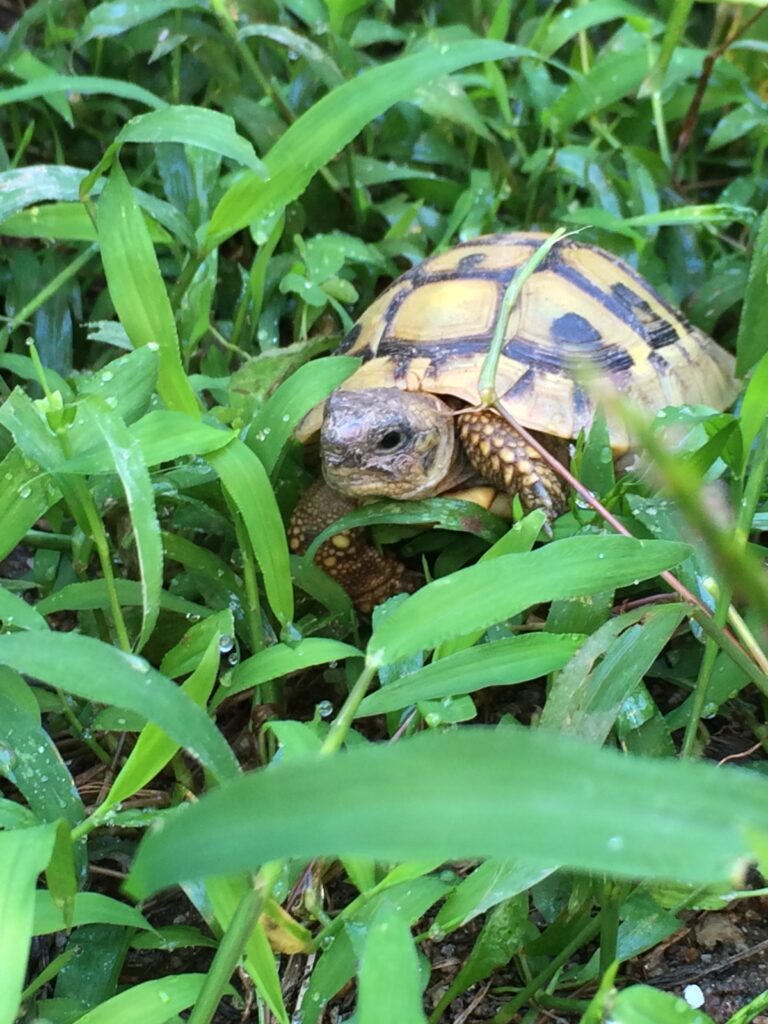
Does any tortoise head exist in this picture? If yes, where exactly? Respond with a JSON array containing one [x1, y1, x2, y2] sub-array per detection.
[[320, 388, 456, 500]]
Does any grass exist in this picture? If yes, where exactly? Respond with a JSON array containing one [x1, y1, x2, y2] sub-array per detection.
[[1, 1, 768, 1022]]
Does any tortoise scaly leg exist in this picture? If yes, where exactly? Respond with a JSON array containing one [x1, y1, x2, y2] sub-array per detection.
[[288, 480, 418, 614], [457, 408, 569, 519]]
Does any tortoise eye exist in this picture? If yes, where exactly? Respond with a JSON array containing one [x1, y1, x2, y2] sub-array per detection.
[[377, 429, 405, 452]]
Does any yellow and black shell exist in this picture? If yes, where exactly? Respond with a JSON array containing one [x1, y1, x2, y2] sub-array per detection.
[[320, 232, 738, 452]]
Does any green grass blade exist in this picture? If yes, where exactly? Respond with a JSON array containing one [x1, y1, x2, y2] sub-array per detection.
[[0, 586, 49, 631], [79, 0, 201, 41], [736, 201, 768, 375], [356, 633, 584, 717], [246, 355, 359, 474], [36, 579, 209, 619], [367, 536, 690, 667], [96, 161, 199, 417], [0, 450, 60, 561], [127, 727, 768, 898], [214, 638, 362, 709], [0, 74, 166, 111], [78, 404, 162, 650], [204, 876, 289, 1024], [83, 106, 265, 194], [0, 688, 86, 826], [33, 891, 152, 936], [207, 40, 538, 248], [357, 903, 428, 1024], [0, 823, 57, 1024], [70, 974, 207, 1024], [208, 440, 293, 625], [104, 629, 222, 810], [607, 985, 715, 1023], [540, 605, 687, 743], [0, 632, 238, 782]]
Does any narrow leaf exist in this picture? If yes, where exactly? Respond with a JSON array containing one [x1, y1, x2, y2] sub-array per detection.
[[367, 536, 690, 666], [0, 632, 238, 782], [127, 726, 768, 897]]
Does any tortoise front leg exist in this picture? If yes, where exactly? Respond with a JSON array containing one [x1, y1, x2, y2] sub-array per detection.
[[288, 480, 417, 613], [457, 408, 569, 519]]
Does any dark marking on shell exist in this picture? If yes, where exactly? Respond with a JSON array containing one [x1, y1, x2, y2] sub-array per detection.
[[551, 312, 603, 346], [377, 338, 489, 363], [381, 282, 415, 332], [572, 385, 591, 420], [501, 367, 536, 402], [549, 260, 649, 339], [457, 252, 488, 273], [413, 266, 515, 287], [503, 335, 635, 374], [611, 282, 679, 350], [648, 350, 670, 373], [337, 323, 362, 354]]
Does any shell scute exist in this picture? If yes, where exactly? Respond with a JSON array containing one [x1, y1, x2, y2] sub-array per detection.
[[322, 232, 738, 451]]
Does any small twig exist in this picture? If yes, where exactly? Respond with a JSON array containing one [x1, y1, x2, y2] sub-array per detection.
[[673, 7, 767, 182], [718, 740, 764, 766], [491, 402, 768, 694]]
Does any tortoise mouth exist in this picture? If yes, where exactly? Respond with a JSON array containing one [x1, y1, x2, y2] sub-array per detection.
[[320, 388, 457, 500]]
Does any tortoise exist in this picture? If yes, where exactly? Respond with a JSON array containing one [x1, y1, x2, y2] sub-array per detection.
[[290, 232, 738, 611]]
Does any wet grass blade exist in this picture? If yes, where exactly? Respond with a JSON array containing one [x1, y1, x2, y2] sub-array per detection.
[[0, 632, 238, 782], [96, 161, 199, 417], [67, 974, 208, 1024], [104, 626, 224, 811], [78, 404, 162, 650], [357, 633, 583, 717], [0, 686, 86, 826], [540, 605, 687, 743], [33, 892, 152, 936], [357, 903, 427, 1024], [207, 40, 538, 248], [208, 440, 293, 625], [367, 536, 690, 667], [127, 726, 768, 898], [214, 638, 362, 709], [0, 823, 57, 1024]]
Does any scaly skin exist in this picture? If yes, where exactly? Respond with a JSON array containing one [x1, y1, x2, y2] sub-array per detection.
[[288, 480, 417, 614]]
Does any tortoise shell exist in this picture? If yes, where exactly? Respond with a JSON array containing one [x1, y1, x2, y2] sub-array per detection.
[[312, 232, 737, 452]]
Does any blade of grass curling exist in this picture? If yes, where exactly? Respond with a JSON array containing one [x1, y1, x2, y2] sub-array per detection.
[[366, 535, 690, 667], [81, 106, 265, 195], [0, 73, 166, 112], [96, 161, 199, 417], [246, 355, 360, 474], [126, 726, 768, 898], [0, 823, 57, 1024], [0, 632, 238, 785], [77, 403, 162, 651], [208, 440, 293, 625], [478, 227, 569, 404], [206, 40, 539, 248]]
